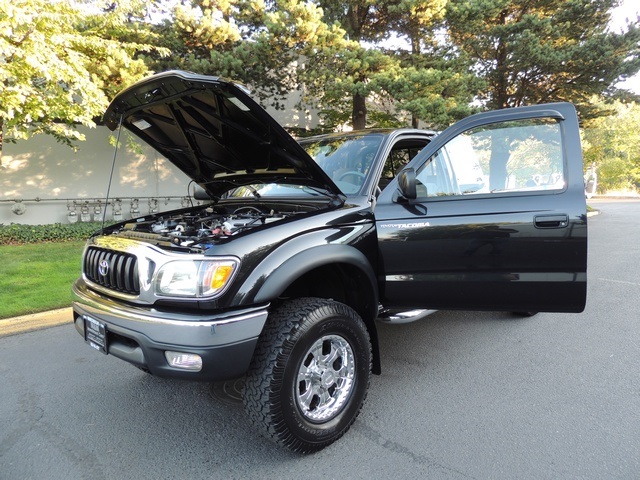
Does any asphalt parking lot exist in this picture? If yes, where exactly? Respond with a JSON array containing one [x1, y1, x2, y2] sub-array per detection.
[[1, 199, 638, 479]]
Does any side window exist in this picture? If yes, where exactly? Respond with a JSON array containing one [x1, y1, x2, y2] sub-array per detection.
[[416, 118, 564, 197], [415, 149, 456, 197], [379, 140, 430, 189]]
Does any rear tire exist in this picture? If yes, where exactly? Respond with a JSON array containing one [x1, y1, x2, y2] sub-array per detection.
[[243, 297, 372, 453], [513, 311, 538, 317]]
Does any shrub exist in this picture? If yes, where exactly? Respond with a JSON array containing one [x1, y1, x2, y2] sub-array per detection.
[[0, 222, 112, 245]]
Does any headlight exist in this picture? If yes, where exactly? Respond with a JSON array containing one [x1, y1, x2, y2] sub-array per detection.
[[155, 259, 238, 298]]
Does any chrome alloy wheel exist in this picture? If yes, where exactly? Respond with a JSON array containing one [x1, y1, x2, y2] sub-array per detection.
[[244, 298, 372, 452], [296, 334, 356, 422]]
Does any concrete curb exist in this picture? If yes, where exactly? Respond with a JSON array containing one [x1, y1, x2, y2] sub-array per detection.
[[0, 307, 72, 338], [590, 196, 640, 200]]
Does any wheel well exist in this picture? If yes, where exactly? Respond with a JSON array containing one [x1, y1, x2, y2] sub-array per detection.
[[280, 263, 376, 321], [279, 263, 381, 375]]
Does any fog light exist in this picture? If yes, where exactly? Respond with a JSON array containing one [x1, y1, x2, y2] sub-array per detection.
[[164, 351, 202, 371]]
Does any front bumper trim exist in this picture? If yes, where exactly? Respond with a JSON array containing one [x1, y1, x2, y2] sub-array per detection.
[[72, 280, 269, 381]]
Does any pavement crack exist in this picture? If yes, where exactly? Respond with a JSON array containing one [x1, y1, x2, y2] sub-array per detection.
[[596, 277, 640, 287], [355, 422, 477, 479], [0, 372, 107, 480]]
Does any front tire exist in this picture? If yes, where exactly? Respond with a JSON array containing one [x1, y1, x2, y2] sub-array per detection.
[[243, 298, 372, 453]]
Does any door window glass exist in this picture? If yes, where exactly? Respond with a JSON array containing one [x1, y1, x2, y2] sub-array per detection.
[[416, 118, 564, 197]]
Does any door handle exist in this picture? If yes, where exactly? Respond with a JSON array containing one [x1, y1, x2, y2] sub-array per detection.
[[534, 214, 569, 229]]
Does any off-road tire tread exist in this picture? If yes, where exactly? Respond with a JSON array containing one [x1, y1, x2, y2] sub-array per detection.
[[243, 297, 371, 453]]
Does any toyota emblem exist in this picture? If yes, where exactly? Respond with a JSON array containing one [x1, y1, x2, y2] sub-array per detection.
[[98, 259, 109, 277]]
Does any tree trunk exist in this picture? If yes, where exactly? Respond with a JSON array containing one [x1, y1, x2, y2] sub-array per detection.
[[493, 10, 509, 109], [352, 92, 367, 130], [411, 35, 420, 128], [489, 134, 510, 191]]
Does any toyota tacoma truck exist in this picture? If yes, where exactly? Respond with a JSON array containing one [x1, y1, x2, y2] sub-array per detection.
[[72, 70, 587, 453]]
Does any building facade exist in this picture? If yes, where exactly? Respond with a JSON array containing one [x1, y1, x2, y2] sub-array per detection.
[[0, 94, 320, 225]]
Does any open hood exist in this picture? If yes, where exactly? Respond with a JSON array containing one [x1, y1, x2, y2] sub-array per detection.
[[103, 70, 342, 199]]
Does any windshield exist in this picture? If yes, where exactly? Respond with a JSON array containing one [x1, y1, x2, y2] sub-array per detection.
[[228, 133, 384, 197], [301, 134, 383, 194], [224, 133, 384, 198]]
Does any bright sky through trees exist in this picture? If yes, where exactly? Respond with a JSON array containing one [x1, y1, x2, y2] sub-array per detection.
[[611, 0, 640, 92]]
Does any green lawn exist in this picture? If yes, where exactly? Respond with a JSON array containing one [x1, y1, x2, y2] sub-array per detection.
[[0, 241, 85, 319]]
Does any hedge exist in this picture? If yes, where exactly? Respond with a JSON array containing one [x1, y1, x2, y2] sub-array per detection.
[[0, 222, 113, 244]]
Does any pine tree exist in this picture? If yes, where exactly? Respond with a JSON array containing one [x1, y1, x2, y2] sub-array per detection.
[[445, 0, 640, 118]]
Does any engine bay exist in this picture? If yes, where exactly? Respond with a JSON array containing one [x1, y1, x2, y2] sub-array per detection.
[[105, 202, 308, 251]]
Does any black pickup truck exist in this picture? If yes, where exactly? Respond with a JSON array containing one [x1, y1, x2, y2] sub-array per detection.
[[72, 70, 587, 453]]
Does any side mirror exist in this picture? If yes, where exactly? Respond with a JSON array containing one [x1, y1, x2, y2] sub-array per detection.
[[398, 168, 417, 201], [193, 185, 212, 201]]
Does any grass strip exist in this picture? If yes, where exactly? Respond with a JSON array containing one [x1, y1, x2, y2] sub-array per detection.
[[0, 241, 85, 319]]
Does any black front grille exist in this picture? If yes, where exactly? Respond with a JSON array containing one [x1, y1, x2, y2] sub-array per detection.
[[84, 247, 140, 295]]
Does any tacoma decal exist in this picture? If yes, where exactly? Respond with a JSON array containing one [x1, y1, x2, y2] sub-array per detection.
[[379, 222, 430, 229]]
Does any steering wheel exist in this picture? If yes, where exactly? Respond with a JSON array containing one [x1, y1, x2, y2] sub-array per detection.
[[337, 171, 366, 185]]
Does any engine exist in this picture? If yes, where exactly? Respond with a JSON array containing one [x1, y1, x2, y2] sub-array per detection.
[[110, 204, 291, 250]]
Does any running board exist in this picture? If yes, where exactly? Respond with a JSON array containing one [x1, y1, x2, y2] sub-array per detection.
[[377, 309, 438, 324]]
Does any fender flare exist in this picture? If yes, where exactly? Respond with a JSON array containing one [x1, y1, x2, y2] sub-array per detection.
[[253, 244, 378, 314], [252, 243, 381, 374]]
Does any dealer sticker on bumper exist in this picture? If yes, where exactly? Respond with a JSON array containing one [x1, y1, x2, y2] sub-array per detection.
[[84, 315, 108, 354]]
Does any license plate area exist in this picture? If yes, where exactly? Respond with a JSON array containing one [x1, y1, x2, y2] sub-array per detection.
[[84, 316, 108, 354]]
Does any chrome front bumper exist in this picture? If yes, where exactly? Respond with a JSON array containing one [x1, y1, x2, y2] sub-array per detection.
[[72, 279, 269, 381]]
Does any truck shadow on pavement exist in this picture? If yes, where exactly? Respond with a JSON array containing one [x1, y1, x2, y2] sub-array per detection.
[[51, 310, 541, 476]]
